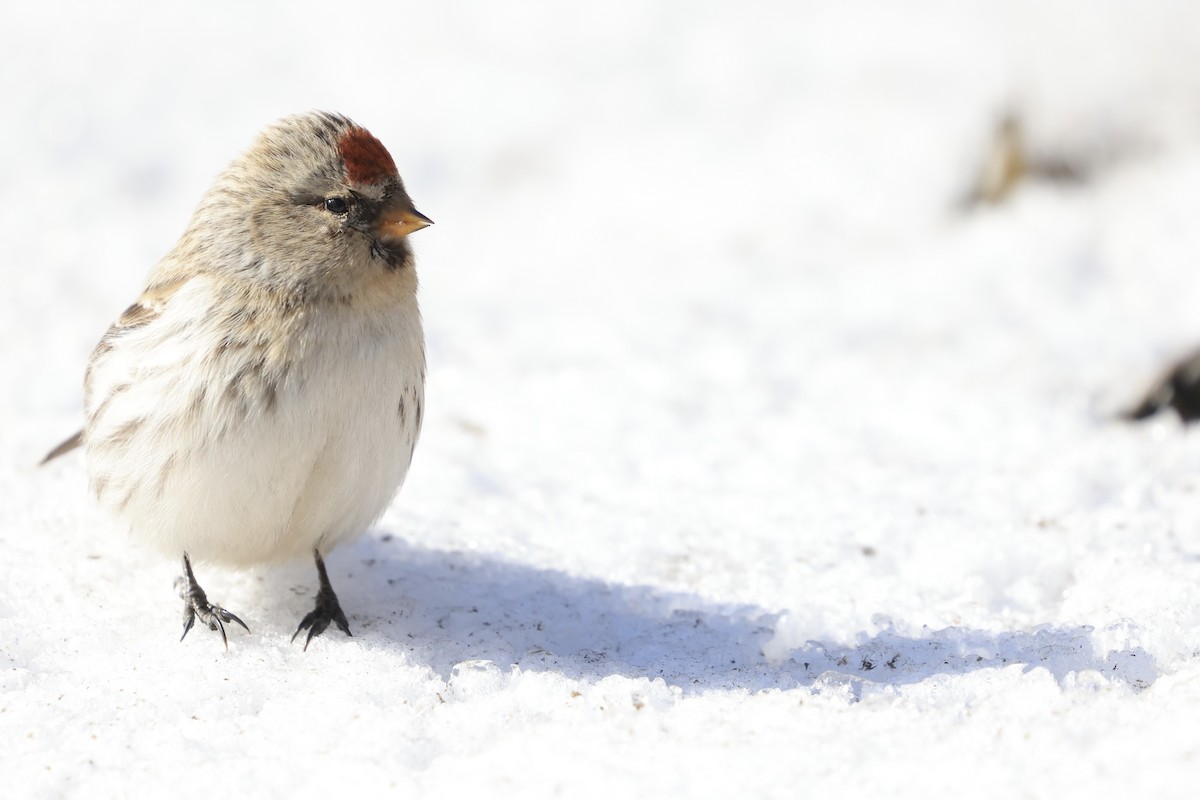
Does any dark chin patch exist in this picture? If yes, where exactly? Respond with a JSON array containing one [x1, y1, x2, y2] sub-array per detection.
[[338, 127, 398, 186], [371, 237, 413, 271]]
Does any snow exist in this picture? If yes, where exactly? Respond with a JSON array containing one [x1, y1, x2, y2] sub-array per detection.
[[5, 1, 1200, 796]]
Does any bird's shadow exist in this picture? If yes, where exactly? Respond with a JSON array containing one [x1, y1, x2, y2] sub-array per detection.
[[263, 533, 1158, 697]]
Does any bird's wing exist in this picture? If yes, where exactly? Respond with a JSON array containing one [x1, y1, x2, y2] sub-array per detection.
[[40, 277, 190, 467]]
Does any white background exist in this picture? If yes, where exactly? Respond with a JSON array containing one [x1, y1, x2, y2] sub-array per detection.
[[4, 2, 1200, 797]]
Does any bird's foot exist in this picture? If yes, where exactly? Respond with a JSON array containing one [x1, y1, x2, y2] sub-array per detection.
[[175, 553, 249, 649], [292, 550, 352, 651]]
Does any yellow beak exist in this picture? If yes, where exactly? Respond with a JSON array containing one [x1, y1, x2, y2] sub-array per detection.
[[375, 206, 433, 240]]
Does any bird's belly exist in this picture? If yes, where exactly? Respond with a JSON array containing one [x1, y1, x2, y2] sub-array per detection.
[[98, 331, 422, 567]]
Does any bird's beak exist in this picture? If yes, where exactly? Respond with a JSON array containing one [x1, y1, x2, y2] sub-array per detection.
[[375, 206, 434, 240]]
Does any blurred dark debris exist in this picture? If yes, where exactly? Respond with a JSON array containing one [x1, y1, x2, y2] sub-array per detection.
[[1122, 347, 1200, 424], [962, 112, 1087, 208], [452, 417, 488, 438]]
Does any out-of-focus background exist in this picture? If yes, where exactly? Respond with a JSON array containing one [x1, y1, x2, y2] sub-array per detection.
[[5, 2, 1200, 796]]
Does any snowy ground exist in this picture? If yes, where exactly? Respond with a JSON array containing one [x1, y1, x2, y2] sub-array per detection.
[[5, 1, 1200, 797]]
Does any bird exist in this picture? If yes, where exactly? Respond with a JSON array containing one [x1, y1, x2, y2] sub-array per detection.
[[42, 111, 432, 649], [1122, 347, 1200, 424]]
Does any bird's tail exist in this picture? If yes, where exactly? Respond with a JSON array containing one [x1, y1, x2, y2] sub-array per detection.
[[40, 430, 83, 465]]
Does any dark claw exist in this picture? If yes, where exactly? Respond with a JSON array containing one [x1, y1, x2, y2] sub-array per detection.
[[292, 550, 353, 651], [175, 553, 249, 650], [181, 608, 196, 642]]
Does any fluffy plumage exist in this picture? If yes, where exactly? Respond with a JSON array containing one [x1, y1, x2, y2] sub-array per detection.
[[53, 112, 431, 647]]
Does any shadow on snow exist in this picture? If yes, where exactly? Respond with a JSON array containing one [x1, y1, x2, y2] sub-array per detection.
[[267, 533, 1158, 696]]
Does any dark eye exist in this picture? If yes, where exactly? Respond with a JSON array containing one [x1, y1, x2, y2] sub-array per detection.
[[324, 197, 350, 214]]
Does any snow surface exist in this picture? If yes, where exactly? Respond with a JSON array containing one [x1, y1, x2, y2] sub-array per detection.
[[5, 1, 1200, 797]]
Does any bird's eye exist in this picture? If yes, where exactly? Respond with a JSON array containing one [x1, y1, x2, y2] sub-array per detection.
[[324, 197, 350, 214]]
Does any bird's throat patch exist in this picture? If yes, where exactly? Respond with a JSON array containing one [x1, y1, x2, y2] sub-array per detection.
[[338, 127, 398, 186]]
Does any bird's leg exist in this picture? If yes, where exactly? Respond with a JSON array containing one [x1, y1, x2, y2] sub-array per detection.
[[174, 552, 250, 649], [292, 549, 353, 651]]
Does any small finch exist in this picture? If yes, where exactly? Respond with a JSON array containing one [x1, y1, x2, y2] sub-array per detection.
[[43, 112, 432, 649]]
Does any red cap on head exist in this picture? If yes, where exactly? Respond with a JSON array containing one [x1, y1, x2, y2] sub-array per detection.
[[337, 127, 399, 186]]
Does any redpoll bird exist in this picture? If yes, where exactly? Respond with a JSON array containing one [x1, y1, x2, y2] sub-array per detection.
[[43, 112, 432, 649]]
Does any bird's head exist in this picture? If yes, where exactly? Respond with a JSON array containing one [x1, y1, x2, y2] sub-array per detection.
[[187, 112, 432, 299]]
